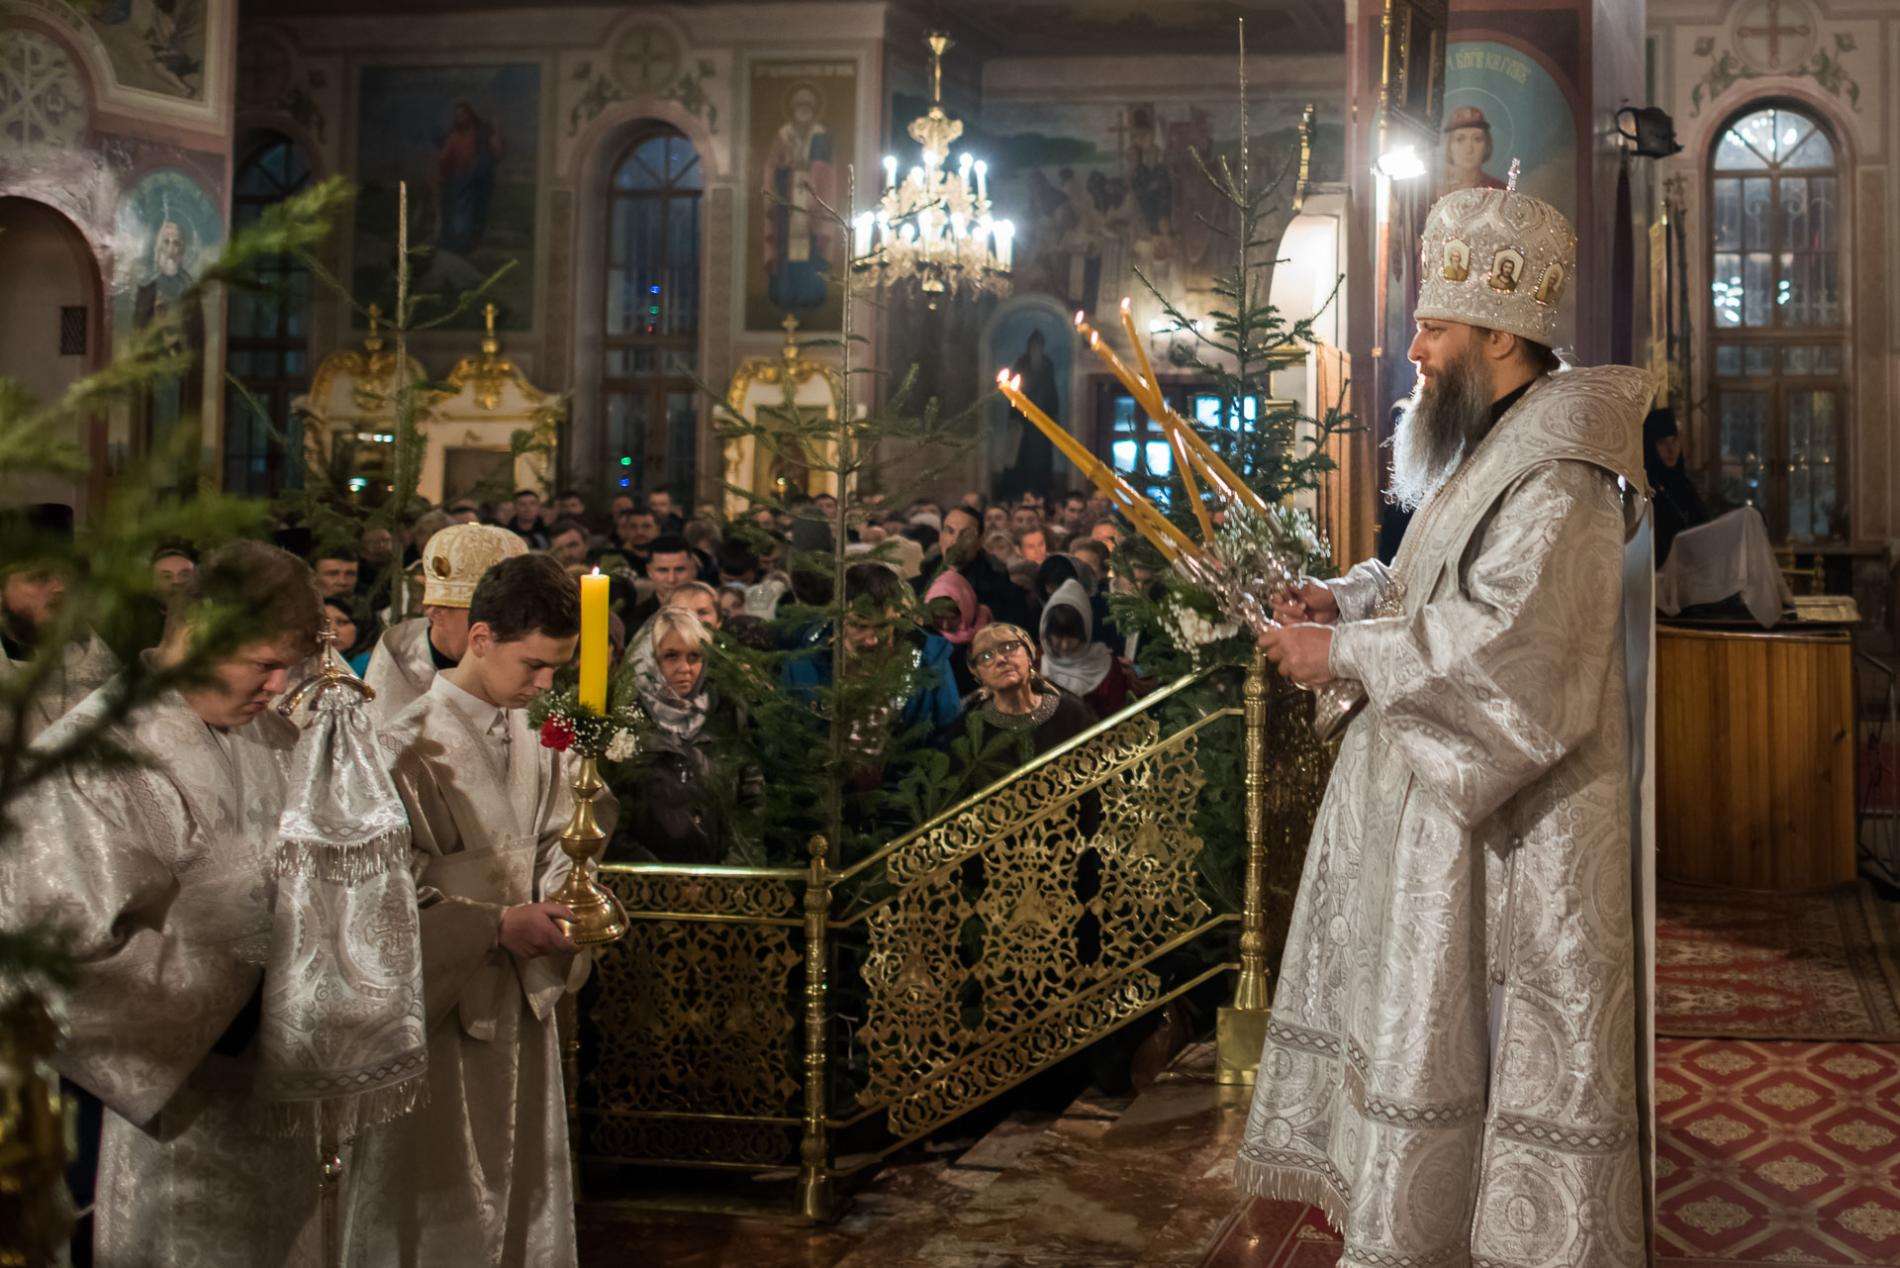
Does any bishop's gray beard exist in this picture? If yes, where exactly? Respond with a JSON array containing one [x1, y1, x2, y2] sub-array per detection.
[[1388, 343, 1497, 512]]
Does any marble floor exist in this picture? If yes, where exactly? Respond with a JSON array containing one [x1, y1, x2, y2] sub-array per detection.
[[580, 1039, 1900, 1266], [579, 1044, 1253, 1266]]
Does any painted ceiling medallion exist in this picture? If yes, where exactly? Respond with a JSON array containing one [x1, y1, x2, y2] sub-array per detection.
[[1730, 0, 1817, 75], [0, 29, 87, 149], [611, 23, 684, 96]]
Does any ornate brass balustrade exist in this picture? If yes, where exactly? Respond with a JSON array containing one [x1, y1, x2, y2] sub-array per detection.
[[574, 650, 1333, 1218]]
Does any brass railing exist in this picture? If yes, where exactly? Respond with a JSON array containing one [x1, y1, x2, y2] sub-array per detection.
[[573, 649, 1330, 1218]]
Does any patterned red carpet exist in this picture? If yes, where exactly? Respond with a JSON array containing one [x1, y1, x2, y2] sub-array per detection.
[[1656, 1038, 1900, 1264], [1204, 1038, 1900, 1266], [1657, 884, 1900, 1040]]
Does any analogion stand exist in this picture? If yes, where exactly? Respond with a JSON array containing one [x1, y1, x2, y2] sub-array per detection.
[[1655, 618, 1857, 890]]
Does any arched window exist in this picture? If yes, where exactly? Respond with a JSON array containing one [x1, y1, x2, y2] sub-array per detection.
[[1708, 103, 1844, 541], [225, 133, 312, 496], [603, 124, 702, 499]]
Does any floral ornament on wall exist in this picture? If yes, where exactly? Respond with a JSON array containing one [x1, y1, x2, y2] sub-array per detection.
[[1690, 32, 1861, 116]]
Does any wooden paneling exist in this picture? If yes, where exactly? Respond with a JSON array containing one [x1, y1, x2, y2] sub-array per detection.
[[1656, 625, 1856, 890]]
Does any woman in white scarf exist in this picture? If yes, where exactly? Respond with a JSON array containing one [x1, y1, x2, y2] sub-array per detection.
[[1038, 578, 1128, 715]]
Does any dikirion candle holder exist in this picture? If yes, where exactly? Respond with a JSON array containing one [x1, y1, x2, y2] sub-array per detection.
[[548, 755, 627, 946]]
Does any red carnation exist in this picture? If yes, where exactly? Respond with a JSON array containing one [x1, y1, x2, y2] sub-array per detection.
[[540, 717, 575, 752]]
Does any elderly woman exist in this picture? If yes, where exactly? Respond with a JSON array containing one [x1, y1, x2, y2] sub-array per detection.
[[621, 606, 752, 864], [954, 622, 1097, 794]]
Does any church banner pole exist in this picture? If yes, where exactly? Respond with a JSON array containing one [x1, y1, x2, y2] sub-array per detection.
[[1218, 644, 1273, 1085]]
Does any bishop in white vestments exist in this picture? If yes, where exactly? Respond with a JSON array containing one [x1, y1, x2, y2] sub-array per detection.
[[362, 522, 525, 725], [1236, 188, 1655, 1266], [0, 543, 327, 1266], [354, 552, 607, 1266]]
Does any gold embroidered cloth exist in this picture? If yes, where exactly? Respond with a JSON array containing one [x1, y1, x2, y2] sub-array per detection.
[[1236, 368, 1655, 1267], [259, 684, 428, 1140]]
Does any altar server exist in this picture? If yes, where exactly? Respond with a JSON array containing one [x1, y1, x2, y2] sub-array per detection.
[[355, 552, 606, 1266]]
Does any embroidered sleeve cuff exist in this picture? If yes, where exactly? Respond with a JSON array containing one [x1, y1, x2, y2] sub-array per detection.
[[1327, 619, 1377, 685]]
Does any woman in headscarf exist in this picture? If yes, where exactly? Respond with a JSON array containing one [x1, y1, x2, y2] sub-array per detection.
[[1038, 578, 1135, 717], [924, 568, 991, 697], [1645, 406, 1710, 565], [621, 607, 753, 864]]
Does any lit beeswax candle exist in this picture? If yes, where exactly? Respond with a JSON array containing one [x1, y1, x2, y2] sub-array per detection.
[[579, 567, 609, 713]]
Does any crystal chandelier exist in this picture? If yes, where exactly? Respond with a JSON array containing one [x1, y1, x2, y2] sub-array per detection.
[[851, 33, 1012, 304]]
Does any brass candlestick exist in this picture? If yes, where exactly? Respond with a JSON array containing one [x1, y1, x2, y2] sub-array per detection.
[[548, 756, 627, 945]]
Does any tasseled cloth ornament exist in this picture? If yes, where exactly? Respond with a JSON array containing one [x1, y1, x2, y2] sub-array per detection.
[[257, 673, 427, 1138]]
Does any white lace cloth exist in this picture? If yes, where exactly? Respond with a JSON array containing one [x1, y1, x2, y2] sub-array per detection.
[[1655, 507, 1793, 629]]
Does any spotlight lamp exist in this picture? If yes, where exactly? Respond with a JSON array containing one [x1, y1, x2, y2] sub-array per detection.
[[1373, 144, 1429, 181], [1616, 106, 1683, 159]]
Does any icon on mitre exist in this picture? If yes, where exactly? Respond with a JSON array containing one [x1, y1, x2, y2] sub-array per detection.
[[1487, 247, 1525, 293], [1442, 238, 1472, 283], [1533, 261, 1566, 306]]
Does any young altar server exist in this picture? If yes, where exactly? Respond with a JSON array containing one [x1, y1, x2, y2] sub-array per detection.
[[361, 522, 527, 724], [354, 551, 606, 1266], [0, 542, 327, 1265]]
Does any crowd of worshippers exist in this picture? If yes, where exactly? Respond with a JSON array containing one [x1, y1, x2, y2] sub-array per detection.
[[2, 482, 1166, 867]]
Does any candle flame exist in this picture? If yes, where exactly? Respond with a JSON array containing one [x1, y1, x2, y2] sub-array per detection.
[[1088, 331, 1100, 348], [995, 368, 1010, 385], [590, 566, 601, 576], [1074, 310, 1086, 327], [1120, 296, 1131, 312]]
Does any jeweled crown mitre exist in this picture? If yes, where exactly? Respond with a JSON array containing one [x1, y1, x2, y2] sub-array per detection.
[[420, 523, 527, 609], [1416, 185, 1577, 347]]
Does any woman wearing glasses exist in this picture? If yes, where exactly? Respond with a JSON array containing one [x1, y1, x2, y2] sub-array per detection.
[[954, 622, 1097, 794]]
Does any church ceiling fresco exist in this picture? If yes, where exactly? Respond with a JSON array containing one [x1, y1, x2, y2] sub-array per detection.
[[82, 0, 211, 100]]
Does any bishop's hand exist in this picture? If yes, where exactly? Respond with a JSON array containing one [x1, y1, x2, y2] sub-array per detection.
[[499, 900, 578, 958], [1257, 621, 1337, 688], [1271, 580, 1339, 627]]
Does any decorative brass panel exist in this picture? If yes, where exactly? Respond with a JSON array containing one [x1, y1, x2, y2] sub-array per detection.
[[581, 871, 801, 1164], [855, 717, 1208, 1135], [610, 870, 800, 920]]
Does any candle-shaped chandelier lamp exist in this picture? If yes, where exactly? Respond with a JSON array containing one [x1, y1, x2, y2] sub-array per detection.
[[852, 32, 1012, 305]]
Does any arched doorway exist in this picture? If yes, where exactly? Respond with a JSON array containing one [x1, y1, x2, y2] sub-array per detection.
[[0, 197, 104, 514]]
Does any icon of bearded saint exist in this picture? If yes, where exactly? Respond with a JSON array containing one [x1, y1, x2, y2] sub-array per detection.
[[134, 217, 195, 344], [132, 209, 205, 437]]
